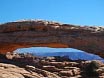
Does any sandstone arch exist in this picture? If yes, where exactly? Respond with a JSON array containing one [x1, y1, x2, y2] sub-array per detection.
[[0, 20, 104, 58]]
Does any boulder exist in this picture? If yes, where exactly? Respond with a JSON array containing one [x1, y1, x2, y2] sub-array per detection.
[[42, 65, 62, 72], [60, 70, 73, 76], [0, 69, 24, 78], [72, 68, 81, 75]]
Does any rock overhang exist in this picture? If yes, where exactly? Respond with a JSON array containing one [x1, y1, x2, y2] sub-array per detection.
[[0, 20, 104, 58]]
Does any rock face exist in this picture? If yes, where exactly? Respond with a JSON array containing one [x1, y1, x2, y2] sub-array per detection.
[[0, 20, 104, 57], [0, 63, 60, 78], [0, 53, 104, 78]]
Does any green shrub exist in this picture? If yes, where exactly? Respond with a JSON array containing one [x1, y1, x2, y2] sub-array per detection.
[[84, 61, 99, 76]]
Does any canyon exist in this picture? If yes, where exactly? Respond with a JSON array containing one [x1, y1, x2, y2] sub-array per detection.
[[0, 20, 104, 58]]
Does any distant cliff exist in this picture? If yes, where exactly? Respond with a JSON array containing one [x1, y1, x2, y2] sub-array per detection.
[[0, 19, 104, 57]]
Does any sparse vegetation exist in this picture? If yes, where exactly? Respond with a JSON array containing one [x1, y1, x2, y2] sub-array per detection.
[[84, 61, 99, 77]]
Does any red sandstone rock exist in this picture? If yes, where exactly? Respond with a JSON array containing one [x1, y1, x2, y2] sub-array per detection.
[[72, 68, 81, 75], [42, 66, 61, 72], [0, 20, 104, 58], [59, 70, 73, 76]]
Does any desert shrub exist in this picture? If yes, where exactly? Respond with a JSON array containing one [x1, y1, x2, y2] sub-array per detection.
[[84, 61, 99, 76]]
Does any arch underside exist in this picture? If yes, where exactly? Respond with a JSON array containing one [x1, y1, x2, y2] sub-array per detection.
[[0, 41, 104, 58], [0, 21, 104, 58]]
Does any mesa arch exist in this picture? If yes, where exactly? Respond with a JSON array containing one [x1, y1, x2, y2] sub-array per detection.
[[0, 20, 104, 58]]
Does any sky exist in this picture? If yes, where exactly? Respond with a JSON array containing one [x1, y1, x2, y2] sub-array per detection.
[[0, 0, 104, 26]]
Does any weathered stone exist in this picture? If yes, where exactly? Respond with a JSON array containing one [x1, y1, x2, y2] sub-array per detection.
[[31, 68, 61, 78], [45, 57, 56, 61], [0, 55, 104, 78], [42, 66, 62, 72], [72, 68, 81, 75], [26, 65, 60, 78], [0, 63, 25, 78], [0, 63, 18, 68], [0, 20, 104, 58], [0, 70, 25, 78], [26, 65, 36, 69], [60, 70, 73, 76]]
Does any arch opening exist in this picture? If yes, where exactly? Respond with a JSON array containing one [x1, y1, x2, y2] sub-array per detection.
[[14, 46, 104, 61], [0, 42, 104, 58]]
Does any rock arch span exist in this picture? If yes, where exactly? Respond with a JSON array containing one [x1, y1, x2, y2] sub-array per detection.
[[0, 20, 104, 58]]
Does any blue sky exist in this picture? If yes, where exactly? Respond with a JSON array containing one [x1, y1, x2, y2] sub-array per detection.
[[0, 0, 104, 26]]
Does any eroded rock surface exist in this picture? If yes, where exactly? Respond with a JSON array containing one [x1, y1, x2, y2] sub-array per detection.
[[0, 20, 104, 57], [0, 63, 60, 78], [0, 53, 104, 78]]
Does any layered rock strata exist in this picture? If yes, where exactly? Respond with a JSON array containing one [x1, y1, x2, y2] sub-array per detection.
[[0, 20, 104, 57], [0, 53, 104, 78]]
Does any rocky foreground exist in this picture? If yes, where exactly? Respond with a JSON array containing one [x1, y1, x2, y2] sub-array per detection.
[[0, 53, 104, 78]]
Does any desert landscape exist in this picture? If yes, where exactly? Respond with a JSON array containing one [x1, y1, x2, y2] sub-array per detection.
[[0, 20, 104, 78]]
